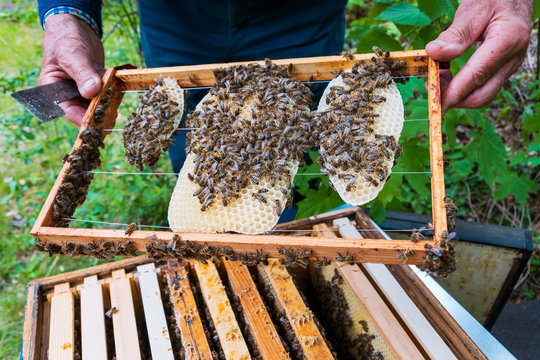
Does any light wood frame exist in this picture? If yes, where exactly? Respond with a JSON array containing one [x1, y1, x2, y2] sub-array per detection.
[[31, 50, 447, 265]]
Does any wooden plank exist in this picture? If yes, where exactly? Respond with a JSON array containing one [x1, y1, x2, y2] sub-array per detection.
[[39, 292, 51, 360], [80, 276, 108, 359], [311, 224, 398, 359], [115, 50, 428, 90], [163, 260, 213, 360], [354, 209, 486, 359], [30, 256, 149, 292], [223, 259, 290, 360], [332, 218, 456, 360], [259, 259, 335, 359], [427, 57, 448, 244], [109, 269, 142, 360], [389, 266, 488, 359], [136, 263, 175, 360], [332, 219, 426, 359], [273, 206, 359, 231], [22, 283, 41, 360], [32, 227, 427, 265], [191, 261, 252, 360], [31, 67, 124, 230], [48, 283, 74, 360]]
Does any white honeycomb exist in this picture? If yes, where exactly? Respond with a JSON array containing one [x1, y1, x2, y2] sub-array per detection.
[[168, 93, 301, 235], [318, 71, 404, 206]]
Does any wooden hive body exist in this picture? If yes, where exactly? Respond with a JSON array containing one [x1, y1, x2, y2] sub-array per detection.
[[22, 210, 486, 360]]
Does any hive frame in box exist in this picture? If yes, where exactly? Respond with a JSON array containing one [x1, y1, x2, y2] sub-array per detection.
[[31, 50, 447, 265]]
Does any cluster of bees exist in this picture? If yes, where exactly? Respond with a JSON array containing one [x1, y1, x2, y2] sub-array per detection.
[[314, 48, 406, 192], [420, 230, 457, 277], [184, 59, 314, 210], [123, 78, 181, 171], [35, 239, 137, 259], [312, 267, 383, 360], [278, 247, 313, 268], [52, 88, 113, 227], [145, 235, 274, 266]]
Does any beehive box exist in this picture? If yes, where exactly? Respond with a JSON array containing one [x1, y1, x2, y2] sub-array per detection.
[[31, 50, 448, 265], [22, 209, 487, 360]]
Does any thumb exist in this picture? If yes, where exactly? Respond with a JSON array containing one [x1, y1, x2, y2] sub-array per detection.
[[426, 4, 491, 61], [59, 52, 102, 99]]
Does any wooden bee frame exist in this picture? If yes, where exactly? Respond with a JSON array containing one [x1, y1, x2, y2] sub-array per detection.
[[31, 50, 447, 265]]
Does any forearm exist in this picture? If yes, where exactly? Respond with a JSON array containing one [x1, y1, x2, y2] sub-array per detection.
[[38, 0, 103, 38]]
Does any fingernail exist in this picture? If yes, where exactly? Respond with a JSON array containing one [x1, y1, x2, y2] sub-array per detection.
[[428, 39, 450, 49], [81, 79, 97, 95]]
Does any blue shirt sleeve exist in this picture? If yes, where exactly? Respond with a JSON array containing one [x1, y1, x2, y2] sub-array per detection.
[[38, 0, 103, 38]]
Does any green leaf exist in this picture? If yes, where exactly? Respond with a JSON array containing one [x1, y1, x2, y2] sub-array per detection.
[[398, 140, 430, 198], [418, 0, 456, 20], [522, 288, 534, 300], [375, 174, 403, 206], [397, 77, 426, 103], [294, 151, 321, 189], [367, 201, 387, 223], [464, 123, 507, 185], [295, 182, 344, 219], [493, 171, 538, 205], [368, 2, 392, 18], [523, 102, 540, 133], [418, 24, 440, 44], [402, 98, 429, 138], [366, 174, 404, 223], [376, 4, 431, 26], [353, 28, 402, 54], [508, 152, 528, 167], [448, 158, 474, 182], [534, 0, 540, 20]]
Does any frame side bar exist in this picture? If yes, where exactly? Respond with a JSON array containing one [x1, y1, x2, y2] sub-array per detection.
[[31, 67, 123, 233], [427, 57, 448, 244]]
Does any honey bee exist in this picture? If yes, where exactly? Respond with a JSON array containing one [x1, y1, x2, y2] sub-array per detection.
[[410, 231, 425, 242], [396, 248, 414, 263], [273, 199, 282, 217], [341, 51, 355, 61], [189, 74, 201, 87], [252, 193, 267, 204], [105, 307, 118, 318], [125, 222, 138, 235], [336, 252, 354, 264]]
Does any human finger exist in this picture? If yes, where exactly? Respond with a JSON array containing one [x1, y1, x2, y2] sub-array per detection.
[[58, 97, 90, 128], [426, 1, 491, 62], [452, 57, 524, 109]]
